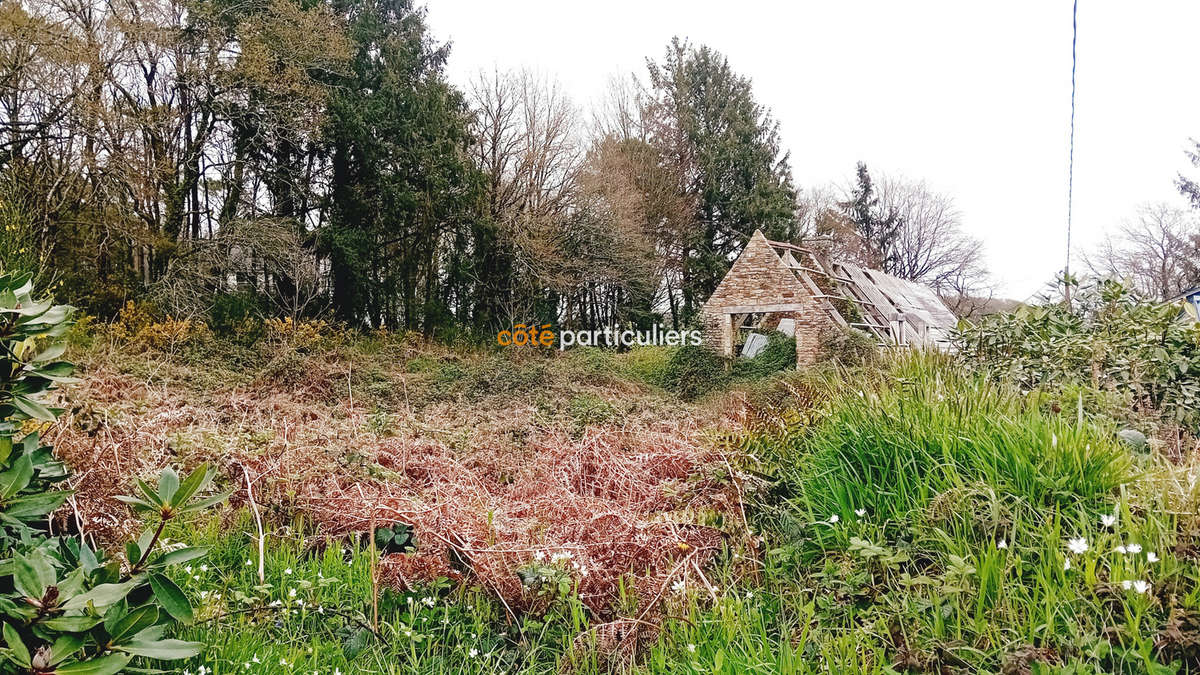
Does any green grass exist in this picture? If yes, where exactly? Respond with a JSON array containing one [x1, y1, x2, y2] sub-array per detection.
[[738, 353, 1195, 673]]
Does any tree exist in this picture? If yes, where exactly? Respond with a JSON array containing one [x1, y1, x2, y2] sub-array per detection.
[[1086, 202, 1200, 301], [876, 175, 987, 295], [322, 0, 481, 331], [643, 38, 798, 319], [838, 162, 901, 273]]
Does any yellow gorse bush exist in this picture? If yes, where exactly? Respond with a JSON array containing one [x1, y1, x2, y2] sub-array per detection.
[[264, 316, 328, 350], [107, 301, 212, 350]]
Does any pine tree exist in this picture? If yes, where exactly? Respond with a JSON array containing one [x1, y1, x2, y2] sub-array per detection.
[[839, 162, 903, 272]]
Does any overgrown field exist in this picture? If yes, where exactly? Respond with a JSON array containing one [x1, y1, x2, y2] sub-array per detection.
[[7, 301, 1200, 673]]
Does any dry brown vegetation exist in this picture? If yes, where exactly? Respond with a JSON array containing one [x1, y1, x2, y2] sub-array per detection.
[[48, 327, 753, 623]]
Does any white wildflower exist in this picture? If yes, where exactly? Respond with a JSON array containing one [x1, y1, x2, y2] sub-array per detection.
[[469, 648, 479, 658], [288, 588, 297, 598], [671, 579, 686, 593], [1063, 559, 1071, 570], [687, 643, 696, 654], [422, 596, 435, 607], [1122, 580, 1133, 590], [284, 567, 293, 575], [1147, 552, 1160, 563], [1127, 543, 1142, 554], [996, 540, 1007, 550], [828, 514, 839, 524], [1100, 514, 1117, 528], [1067, 537, 1088, 554], [1115, 545, 1127, 554], [1133, 580, 1151, 594]]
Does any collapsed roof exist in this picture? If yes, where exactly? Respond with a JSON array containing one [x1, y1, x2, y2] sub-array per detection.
[[766, 237, 959, 348], [702, 229, 958, 349]]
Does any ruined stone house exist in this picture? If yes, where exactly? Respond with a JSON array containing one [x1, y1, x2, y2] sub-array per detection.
[[700, 229, 959, 365]]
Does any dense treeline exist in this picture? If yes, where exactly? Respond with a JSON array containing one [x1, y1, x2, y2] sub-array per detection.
[[2, 0, 988, 335]]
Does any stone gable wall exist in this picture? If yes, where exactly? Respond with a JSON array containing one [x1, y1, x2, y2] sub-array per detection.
[[699, 230, 837, 366]]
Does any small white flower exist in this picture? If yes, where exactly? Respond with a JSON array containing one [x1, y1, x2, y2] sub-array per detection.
[[744, 590, 753, 600], [469, 648, 479, 658], [199, 564, 208, 572], [1067, 537, 1088, 554], [1063, 559, 1071, 570], [422, 596, 435, 607], [279, 658, 288, 666], [828, 515, 839, 524], [1100, 514, 1117, 528], [185, 566, 193, 574], [1133, 580, 1151, 594], [243, 663, 250, 670], [288, 588, 297, 598], [1147, 552, 1160, 563], [671, 579, 686, 593], [687, 643, 696, 654], [1115, 545, 1127, 554], [1122, 579, 1133, 590], [245, 559, 252, 566], [855, 508, 866, 518], [996, 540, 1007, 550], [252, 656, 259, 663], [1051, 433, 1058, 448], [1127, 543, 1142, 554], [284, 567, 293, 575]]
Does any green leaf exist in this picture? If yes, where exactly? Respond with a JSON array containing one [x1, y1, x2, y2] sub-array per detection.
[[13, 551, 54, 599], [41, 615, 102, 632], [133, 479, 163, 508], [170, 464, 212, 508], [112, 495, 156, 513], [0, 454, 33, 499], [156, 467, 179, 504], [108, 604, 159, 643], [153, 547, 210, 568], [53, 653, 133, 675], [148, 574, 193, 623], [116, 637, 203, 660], [62, 581, 137, 612], [48, 633, 85, 666], [177, 490, 231, 514], [2, 621, 31, 668], [5, 491, 70, 518], [31, 343, 67, 363], [11, 395, 56, 422]]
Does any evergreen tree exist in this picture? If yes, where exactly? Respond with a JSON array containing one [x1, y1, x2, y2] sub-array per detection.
[[645, 38, 798, 318], [321, 0, 481, 330], [839, 162, 903, 272]]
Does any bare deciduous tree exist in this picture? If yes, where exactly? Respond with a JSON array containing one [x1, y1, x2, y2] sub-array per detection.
[[1086, 202, 1200, 301], [876, 175, 988, 296]]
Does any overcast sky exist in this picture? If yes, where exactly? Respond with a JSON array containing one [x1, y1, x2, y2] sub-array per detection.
[[425, 0, 1200, 300]]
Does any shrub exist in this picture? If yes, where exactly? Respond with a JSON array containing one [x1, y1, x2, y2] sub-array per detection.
[[733, 331, 797, 378], [0, 272, 230, 673], [817, 326, 877, 366], [659, 344, 729, 400], [955, 279, 1200, 432]]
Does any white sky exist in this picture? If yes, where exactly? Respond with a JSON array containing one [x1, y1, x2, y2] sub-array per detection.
[[425, 0, 1200, 299]]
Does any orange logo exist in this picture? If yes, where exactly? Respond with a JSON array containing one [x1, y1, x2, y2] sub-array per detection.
[[497, 323, 555, 347]]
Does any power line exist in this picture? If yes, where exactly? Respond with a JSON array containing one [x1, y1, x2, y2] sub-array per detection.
[[1065, 0, 1078, 304]]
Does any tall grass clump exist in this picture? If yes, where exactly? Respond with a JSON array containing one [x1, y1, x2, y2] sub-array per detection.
[[794, 352, 1133, 529]]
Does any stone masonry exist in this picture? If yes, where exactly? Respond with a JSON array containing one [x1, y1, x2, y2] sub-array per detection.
[[699, 229, 837, 366]]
